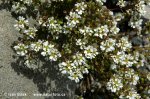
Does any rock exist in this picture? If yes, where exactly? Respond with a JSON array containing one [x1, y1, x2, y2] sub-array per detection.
[[0, 2, 76, 99]]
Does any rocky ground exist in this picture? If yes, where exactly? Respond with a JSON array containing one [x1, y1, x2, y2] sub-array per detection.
[[0, 1, 76, 99], [0, 1, 149, 99]]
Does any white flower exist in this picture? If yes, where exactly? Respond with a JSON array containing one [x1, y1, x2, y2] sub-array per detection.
[[132, 74, 139, 85], [47, 17, 62, 36], [39, 0, 63, 3], [132, 51, 145, 68], [14, 43, 28, 56], [41, 52, 46, 56], [119, 88, 141, 99], [72, 53, 87, 66], [124, 69, 139, 85], [12, 2, 27, 14], [110, 63, 117, 70], [121, 54, 134, 67], [79, 26, 94, 36], [81, 67, 89, 74], [100, 38, 116, 52], [14, 16, 29, 31], [24, 55, 38, 69], [76, 39, 86, 49], [110, 26, 120, 34], [96, 0, 106, 6], [65, 2, 87, 29], [147, 73, 150, 81], [106, 75, 123, 92], [66, 12, 81, 28], [38, 18, 46, 26], [112, 52, 135, 67], [24, 27, 37, 38], [94, 25, 109, 38], [30, 40, 43, 52], [48, 48, 61, 61], [24, 59, 30, 67], [84, 45, 99, 59], [68, 68, 83, 83], [24, 0, 33, 5], [59, 59, 89, 83], [41, 41, 61, 61], [117, 0, 127, 8], [129, 16, 143, 29], [116, 37, 132, 51], [114, 13, 124, 21], [135, 1, 146, 15], [59, 61, 74, 74], [75, 2, 87, 15], [43, 41, 49, 47], [112, 51, 125, 64]]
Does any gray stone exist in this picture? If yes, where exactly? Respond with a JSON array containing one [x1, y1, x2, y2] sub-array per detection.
[[0, 2, 76, 99]]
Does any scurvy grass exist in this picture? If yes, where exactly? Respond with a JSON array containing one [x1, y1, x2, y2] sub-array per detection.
[[11, 0, 150, 98]]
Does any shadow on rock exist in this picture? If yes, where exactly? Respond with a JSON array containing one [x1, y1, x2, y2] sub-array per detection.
[[11, 57, 76, 99], [0, 0, 12, 11]]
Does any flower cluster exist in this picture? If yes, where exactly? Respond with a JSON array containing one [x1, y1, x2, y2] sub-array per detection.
[[14, 16, 29, 31], [119, 68, 139, 85], [12, 2, 27, 14], [11, 0, 150, 98], [94, 25, 109, 38], [117, 0, 127, 8], [72, 53, 87, 66], [59, 54, 89, 83], [84, 45, 99, 59], [79, 26, 93, 36], [76, 39, 87, 50], [124, 69, 139, 85], [41, 41, 61, 61], [30, 40, 43, 52], [47, 17, 62, 34], [12, 0, 34, 14], [38, 17, 63, 39], [96, 0, 106, 6], [14, 43, 28, 56], [119, 88, 141, 99], [65, 2, 87, 29], [128, 1, 146, 33], [112, 51, 137, 67], [135, 1, 146, 15], [129, 16, 143, 30], [106, 75, 123, 92], [100, 38, 116, 52], [116, 37, 132, 51], [147, 73, 150, 81], [24, 55, 38, 69], [110, 26, 120, 35], [24, 27, 37, 38], [107, 68, 140, 97]]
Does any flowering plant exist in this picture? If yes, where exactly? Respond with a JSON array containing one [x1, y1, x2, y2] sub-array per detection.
[[11, 0, 150, 98]]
